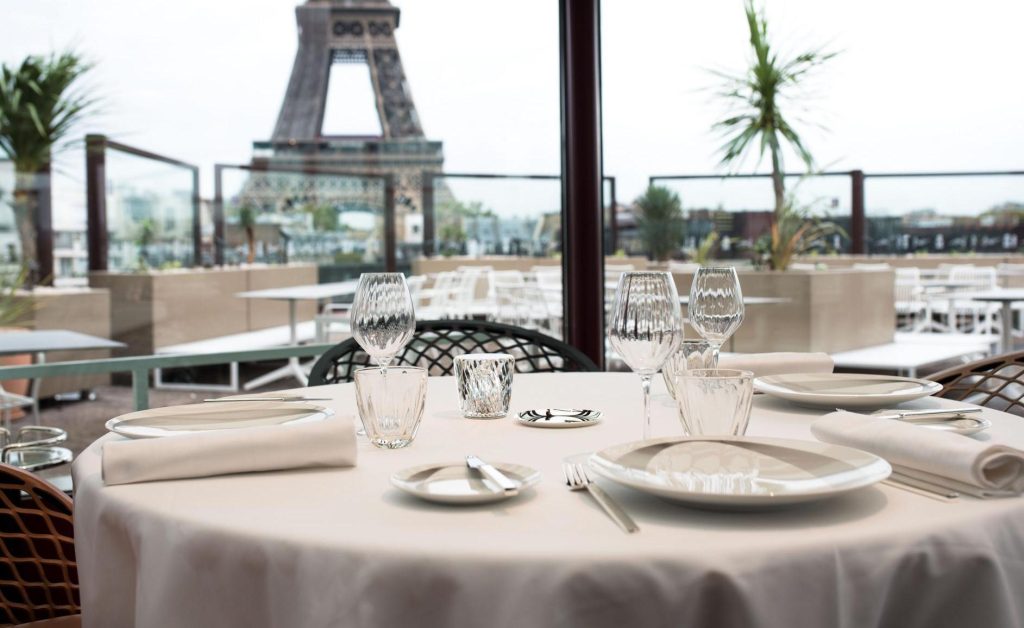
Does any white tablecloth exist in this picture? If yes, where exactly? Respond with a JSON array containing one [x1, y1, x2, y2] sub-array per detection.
[[73, 373, 1024, 628]]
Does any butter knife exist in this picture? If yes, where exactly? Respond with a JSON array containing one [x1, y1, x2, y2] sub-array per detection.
[[466, 455, 519, 495], [871, 407, 982, 421], [203, 396, 332, 402]]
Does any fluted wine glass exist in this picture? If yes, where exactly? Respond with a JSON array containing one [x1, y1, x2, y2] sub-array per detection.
[[688, 267, 744, 366], [608, 271, 683, 439], [351, 273, 416, 372]]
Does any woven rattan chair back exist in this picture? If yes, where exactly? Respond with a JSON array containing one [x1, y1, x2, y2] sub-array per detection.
[[0, 464, 78, 625], [929, 350, 1024, 417], [308, 319, 598, 385]]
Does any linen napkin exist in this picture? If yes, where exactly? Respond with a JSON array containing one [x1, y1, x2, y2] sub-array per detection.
[[719, 352, 834, 377], [811, 410, 1024, 494], [103, 416, 357, 485]]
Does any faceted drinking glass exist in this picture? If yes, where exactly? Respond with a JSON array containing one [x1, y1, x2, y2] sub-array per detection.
[[675, 368, 753, 437], [688, 267, 744, 366], [454, 353, 514, 418], [662, 339, 714, 399], [351, 273, 416, 371], [608, 271, 683, 439], [354, 366, 427, 449]]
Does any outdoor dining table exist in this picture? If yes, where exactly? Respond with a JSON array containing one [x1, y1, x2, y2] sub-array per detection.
[[0, 330, 125, 423], [968, 288, 1024, 353], [72, 372, 1024, 628], [235, 279, 360, 387]]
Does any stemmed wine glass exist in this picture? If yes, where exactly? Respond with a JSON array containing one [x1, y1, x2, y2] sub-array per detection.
[[688, 267, 745, 366], [351, 273, 416, 372], [608, 271, 683, 440]]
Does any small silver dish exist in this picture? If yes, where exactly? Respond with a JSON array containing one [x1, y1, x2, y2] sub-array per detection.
[[517, 408, 602, 429]]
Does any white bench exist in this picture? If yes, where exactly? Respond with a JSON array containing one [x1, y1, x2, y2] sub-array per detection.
[[154, 321, 319, 392]]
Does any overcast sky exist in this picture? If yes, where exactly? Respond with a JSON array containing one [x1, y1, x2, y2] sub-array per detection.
[[1, 0, 1022, 228]]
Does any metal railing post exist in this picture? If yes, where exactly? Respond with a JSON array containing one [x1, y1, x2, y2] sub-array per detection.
[[213, 164, 226, 266], [85, 134, 109, 272], [851, 169, 866, 254], [131, 368, 150, 410], [422, 172, 435, 258], [384, 174, 397, 272]]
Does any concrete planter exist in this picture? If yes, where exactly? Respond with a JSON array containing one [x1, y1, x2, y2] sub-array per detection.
[[412, 256, 651, 276], [15, 287, 114, 396], [89, 264, 318, 356], [672, 269, 895, 353]]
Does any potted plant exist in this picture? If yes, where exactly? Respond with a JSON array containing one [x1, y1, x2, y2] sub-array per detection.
[[135, 218, 156, 270], [0, 268, 37, 413], [0, 51, 94, 286], [710, 0, 835, 270], [237, 205, 257, 264], [634, 185, 686, 262]]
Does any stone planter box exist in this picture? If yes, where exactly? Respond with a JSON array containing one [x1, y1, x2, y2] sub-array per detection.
[[672, 269, 895, 353], [15, 287, 114, 397], [89, 264, 318, 356]]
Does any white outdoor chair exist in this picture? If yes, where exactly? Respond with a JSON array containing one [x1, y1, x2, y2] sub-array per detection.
[[948, 266, 999, 334], [894, 268, 927, 331], [415, 271, 459, 319]]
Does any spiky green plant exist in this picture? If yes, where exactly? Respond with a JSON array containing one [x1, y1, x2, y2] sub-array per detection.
[[634, 185, 686, 262], [135, 218, 157, 270], [237, 205, 257, 264], [766, 195, 846, 271], [0, 267, 36, 326], [711, 0, 834, 212], [0, 51, 94, 283], [711, 1, 835, 268], [693, 231, 719, 265]]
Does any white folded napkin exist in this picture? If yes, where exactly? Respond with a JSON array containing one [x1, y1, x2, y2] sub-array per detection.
[[719, 352, 834, 377], [811, 410, 1024, 494], [103, 416, 357, 485]]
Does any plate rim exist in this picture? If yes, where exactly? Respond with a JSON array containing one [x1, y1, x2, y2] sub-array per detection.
[[105, 403, 332, 439], [588, 435, 892, 505], [754, 372, 943, 399]]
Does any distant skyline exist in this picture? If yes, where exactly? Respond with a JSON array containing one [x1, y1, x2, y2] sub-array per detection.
[[1, 0, 1022, 229]]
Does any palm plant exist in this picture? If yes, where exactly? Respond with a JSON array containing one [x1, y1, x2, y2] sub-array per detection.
[[693, 231, 719, 265], [711, 0, 835, 268], [634, 185, 686, 262], [0, 51, 94, 284], [764, 195, 846, 271], [135, 218, 157, 270], [237, 205, 257, 264]]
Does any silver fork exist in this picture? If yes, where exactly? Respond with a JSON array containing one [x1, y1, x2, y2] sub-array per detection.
[[563, 462, 639, 534]]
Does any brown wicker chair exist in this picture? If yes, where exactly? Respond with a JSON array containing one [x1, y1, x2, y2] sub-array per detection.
[[308, 319, 598, 386], [929, 350, 1024, 417], [0, 464, 80, 627]]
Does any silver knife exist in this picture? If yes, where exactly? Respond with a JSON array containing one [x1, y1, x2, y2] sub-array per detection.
[[871, 407, 982, 421], [466, 455, 519, 494]]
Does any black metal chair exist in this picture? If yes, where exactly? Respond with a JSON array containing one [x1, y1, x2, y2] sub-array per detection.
[[308, 319, 599, 385], [928, 350, 1024, 417]]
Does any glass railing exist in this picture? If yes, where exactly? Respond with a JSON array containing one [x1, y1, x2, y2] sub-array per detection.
[[86, 135, 200, 272], [215, 165, 390, 281]]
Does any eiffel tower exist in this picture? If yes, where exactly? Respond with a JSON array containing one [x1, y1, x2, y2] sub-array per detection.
[[251, 0, 444, 260]]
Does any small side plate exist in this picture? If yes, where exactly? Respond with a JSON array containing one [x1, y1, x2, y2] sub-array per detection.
[[391, 462, 541, 504], [517, 408, 603, 429]]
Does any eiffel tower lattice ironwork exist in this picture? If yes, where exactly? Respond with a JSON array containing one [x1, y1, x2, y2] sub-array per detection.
[[249, 0, 445, 263]]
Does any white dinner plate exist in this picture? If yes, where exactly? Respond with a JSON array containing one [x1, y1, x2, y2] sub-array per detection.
[[589, 436, 891, 510], [105, 402, 332, 439], [754, 372, 942, 409], [517, 408, 602, 428], [391, 461, 541, 505]]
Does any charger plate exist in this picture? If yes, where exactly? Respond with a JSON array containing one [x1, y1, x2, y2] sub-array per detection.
[[754, 373, 942, 409], [105, 402, 332, 439], [589, 436, 891, 510]]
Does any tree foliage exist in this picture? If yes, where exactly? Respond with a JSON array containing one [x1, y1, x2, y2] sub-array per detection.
[[635, 185, 686, 262]]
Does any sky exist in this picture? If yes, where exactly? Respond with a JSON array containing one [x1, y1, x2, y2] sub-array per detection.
[[1, 0, 1022, 229]]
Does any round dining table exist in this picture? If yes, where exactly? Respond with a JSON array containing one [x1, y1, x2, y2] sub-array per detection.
[[72, 373, 1024, 628]]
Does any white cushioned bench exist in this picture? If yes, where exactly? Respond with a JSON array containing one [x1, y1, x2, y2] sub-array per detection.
[[154, 321, 318, 392]]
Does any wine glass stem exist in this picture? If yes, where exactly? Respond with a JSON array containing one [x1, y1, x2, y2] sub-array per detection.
[[640, 374, 653, 440], [377, 356, 391, 375], [710, 344, 722, 368]]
